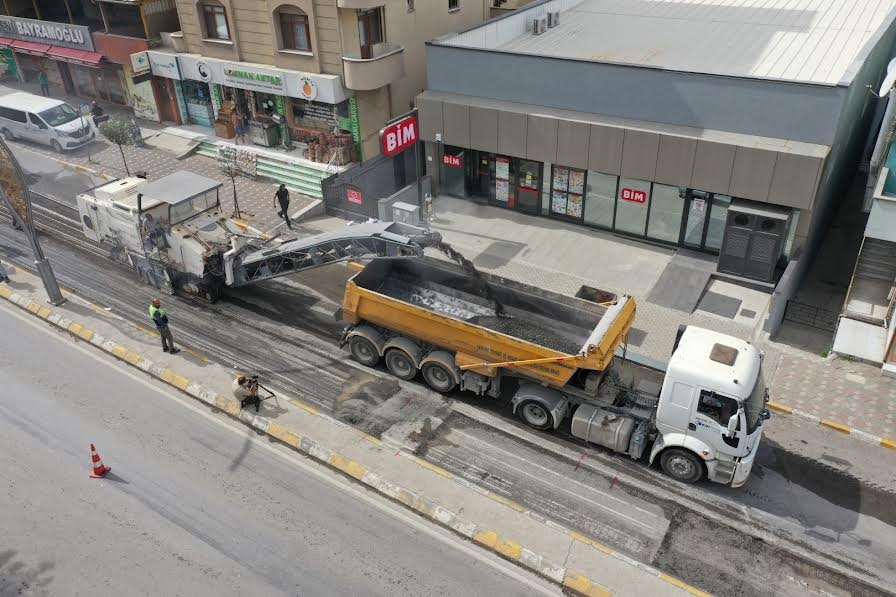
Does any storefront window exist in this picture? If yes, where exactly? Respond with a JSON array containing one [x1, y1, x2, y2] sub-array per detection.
[[683, 190, 710, 247], [495, 155, 511, 206], [584, 171, 617, 228], [441, 145, 466, 198], [541, 163, 551, 215], [706, 194, 731, 252], [647, 183, 686, 243], [515, 159, 542, 215], [615, 178, 651, 236], [550, 165, 586, 220]]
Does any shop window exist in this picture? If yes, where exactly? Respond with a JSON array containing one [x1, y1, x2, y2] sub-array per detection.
[[584, 171, 617, 228], [278, 8, 311, 52], [202, 2, 231, 40], [705, 194, 731, 252], [647, 183, 686, 243], [550, 165, 586, 220], [358, 8, 384, 59], [440, 146, 466, 198], [615, 178, 651, 236]]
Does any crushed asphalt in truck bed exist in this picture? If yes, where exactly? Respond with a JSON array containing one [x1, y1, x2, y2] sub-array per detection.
[[468, 315, 583, 355], [435, 241, 505, 316]]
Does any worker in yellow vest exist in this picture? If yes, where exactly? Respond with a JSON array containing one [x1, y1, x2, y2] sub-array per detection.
[[149, 298, 180, 354]]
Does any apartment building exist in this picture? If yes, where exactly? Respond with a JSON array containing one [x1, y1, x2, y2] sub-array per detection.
[[157, 0, 505, 160]]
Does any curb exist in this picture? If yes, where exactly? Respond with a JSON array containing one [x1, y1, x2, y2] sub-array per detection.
[[767, 401, 896, 450], [0, 282, 711, 597], [39, 152, 116, 182]]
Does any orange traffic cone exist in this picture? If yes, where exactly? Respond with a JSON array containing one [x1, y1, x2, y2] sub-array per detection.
[[89, 443, 111, 478]]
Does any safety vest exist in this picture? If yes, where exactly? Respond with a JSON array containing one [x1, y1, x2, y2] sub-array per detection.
[[149, 304, 166, 321]]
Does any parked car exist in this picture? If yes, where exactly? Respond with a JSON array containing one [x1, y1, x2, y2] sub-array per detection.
[[0, 92, 95, 152]]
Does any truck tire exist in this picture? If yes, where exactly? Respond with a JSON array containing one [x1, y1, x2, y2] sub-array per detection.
[[422, 361, 457, 393], [517, 399, 554, 431], [385, 348, 417, 380], [349, 335, 381, 367], [660, 448, 704, 484]]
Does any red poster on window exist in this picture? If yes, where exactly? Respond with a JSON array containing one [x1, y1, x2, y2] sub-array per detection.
[[347, 189, 362, 204], [620, 188, 647, 203]]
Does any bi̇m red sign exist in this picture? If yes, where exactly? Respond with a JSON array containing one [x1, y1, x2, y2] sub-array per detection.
[[620, 188, 647, 203], [380, 115, 418, 157], [442, 154, 462, 168]]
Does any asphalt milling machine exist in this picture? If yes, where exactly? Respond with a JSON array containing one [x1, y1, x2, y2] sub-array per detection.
[[76, 170, 440, 301]]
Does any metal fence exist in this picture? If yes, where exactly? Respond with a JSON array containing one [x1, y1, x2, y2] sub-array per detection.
[[322, 148, 419, 221], [783, 300, 839, 332]]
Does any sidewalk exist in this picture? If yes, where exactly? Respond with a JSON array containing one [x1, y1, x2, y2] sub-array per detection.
[[0, 264, 704, 597], [0, 81, 305, 234], [426, 196, 896, 447]]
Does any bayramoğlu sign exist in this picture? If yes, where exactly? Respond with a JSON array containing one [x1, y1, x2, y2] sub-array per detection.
[[0, 16, 94, 52]]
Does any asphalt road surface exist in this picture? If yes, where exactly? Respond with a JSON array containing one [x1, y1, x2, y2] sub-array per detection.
[[0, 302, 559, 597]]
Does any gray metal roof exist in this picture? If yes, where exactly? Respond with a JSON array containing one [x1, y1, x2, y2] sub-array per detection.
[[440, 0, 896, 85], [137, 171, 223, 206]]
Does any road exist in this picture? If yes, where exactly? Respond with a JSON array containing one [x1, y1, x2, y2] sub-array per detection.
[[2, 139, 895, 596], [0, 300, 558, 597]]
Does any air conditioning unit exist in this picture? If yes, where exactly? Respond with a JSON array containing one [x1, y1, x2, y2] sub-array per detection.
[[547, 11, 560, 27], [532, 16, 547, 35]]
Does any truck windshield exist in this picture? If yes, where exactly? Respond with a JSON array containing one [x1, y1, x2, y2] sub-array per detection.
[[39, 104, 80, 127], [744, 365, 767, 434]]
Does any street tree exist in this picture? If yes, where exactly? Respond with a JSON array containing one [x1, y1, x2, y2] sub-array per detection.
[[219, 158, 242, 218], [98, 117, 134, 176]]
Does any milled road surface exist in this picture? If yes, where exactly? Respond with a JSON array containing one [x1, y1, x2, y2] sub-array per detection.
[[2, 144, 895, 596], [0, 302, 558, 597]]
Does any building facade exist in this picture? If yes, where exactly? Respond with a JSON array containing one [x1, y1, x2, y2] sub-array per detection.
[[0, 0, 181, 120], [153, 0, 506, 162], [417, 0, 896, 286]]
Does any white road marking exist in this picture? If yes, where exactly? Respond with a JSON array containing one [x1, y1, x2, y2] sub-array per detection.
[[1, 301, 561, 596]]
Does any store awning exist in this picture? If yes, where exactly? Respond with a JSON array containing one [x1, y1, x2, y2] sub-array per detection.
[[47, 47, 104, 67], [9, 40, 51, 56], [0, 38, 14, 47]]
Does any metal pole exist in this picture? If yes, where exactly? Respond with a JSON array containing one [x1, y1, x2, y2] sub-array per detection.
[[0, 137, 65, 305], [415, 137, 423, 209]]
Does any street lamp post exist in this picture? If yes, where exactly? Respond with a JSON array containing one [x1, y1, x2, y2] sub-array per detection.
[[0, 137, 66, 306]]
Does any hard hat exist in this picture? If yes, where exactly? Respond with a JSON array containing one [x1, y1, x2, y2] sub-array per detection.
[[152, 298, 161, 307]]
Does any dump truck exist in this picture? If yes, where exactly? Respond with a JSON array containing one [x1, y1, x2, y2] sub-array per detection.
[[340, 258, 771, 487], [76, 171, 436, 301]]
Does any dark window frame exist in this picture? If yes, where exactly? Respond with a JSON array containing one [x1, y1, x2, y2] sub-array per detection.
[[358, 7, 384, 59], [202, 3, 231, 40], [448, 0, 460, 10], [279, 10, 311, 51]]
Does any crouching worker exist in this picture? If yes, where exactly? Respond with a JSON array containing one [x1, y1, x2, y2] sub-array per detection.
[[233, 375, 261, 412]]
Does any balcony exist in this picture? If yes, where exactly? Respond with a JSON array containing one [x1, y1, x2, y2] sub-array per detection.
[[342, 43, 405, 91], [337, 0, 385, 8]]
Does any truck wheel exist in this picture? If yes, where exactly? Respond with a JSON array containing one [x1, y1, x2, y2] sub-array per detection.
[[517, 399, 554, 431], [422, 362, 457, 393], [660, 449, 704, 484], [349, 335, 381, 367], [385, 348, 417, 380]]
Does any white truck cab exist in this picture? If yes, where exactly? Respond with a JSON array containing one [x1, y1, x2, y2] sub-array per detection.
[[651, 326, 769, 487]]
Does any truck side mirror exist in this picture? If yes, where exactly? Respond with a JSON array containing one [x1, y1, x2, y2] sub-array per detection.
[[725, 413, 738, 437]]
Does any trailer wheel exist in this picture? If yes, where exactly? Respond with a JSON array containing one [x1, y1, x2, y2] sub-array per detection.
[[349, 335, 381, 367], [385, 348, 417, 381], [660, 449, 704, 484], [422, 362, 457, 393], [517, 399, 554, 431]]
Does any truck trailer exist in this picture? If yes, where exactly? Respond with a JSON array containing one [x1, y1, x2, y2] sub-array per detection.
[[340, 258, 770, 487]]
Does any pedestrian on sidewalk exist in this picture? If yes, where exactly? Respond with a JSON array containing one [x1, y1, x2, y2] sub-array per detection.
[[148, 297, 180, 354], [273, 184, 292, 229], [38, 70, 48, 97], [231, 110, 246, 145]]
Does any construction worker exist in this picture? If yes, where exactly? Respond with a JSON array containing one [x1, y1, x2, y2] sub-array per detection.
[[149, 298, 180, 354]]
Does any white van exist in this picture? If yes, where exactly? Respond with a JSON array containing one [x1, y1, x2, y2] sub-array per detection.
[[0, 92, 96, 152]]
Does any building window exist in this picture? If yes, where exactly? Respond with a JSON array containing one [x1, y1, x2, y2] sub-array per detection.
[[202, 3, 230, 40], [358, 8, 384, 59], [647, 183, 686, 243], [615, 178, 652, 236], [279, 10, 311, 51], [448, 0, 459, 10], [550, 165, 586, 219], [584, 171, 617, 228]]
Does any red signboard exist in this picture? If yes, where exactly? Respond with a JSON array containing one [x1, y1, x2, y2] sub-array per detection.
[[620, 188, 647, 203], [380, 115, 418, 156], [347, 189, 362, 204], [442, 154, 462, 168]]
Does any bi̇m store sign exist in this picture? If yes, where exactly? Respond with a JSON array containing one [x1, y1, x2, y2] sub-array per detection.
[[0, 16, 94, 52]]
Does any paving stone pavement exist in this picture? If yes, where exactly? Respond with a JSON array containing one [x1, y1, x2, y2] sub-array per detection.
[[770, 353, 896, 440]]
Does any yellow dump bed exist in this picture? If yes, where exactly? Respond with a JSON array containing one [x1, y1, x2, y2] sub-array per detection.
[[342, 258, 636, 388]]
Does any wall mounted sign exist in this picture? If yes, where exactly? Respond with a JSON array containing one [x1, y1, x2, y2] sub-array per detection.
[[0, 16, 93, 51], [380, 115, 418, 157]]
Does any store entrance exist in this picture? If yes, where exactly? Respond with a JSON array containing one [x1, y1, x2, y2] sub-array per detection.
[[465, 151, 542, 214], [680, 190, 731, 253]]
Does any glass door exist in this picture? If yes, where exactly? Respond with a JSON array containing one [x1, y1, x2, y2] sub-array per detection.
[[705, 194, 731, 252], [682, 190, 710, 248], [515, 159, 542, 215]]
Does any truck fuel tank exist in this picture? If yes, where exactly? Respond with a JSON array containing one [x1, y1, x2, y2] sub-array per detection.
[[571, 404, 636, 454]]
